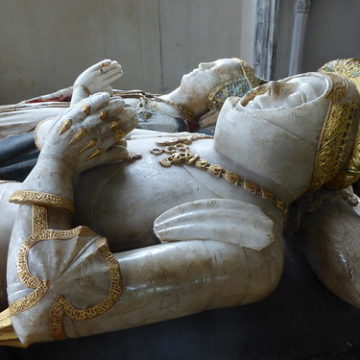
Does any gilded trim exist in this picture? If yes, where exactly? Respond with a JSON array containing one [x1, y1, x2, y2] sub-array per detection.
[[10, 205, 50, 315], [308, 73, 360, 192], [0, 308, 25, 348], [8, 195, 123, 341], [317, 58, 360, 189], [49, 238, 122, 340], [9, 190, 74, 214], [308, 101, 359, 192], [208, 58, 264, 111], [151, 135, 288, 215]]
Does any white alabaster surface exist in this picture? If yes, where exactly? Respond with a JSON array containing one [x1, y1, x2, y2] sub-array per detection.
[[74, 136, 284, 252], [296, 190, 360, 308], [1, 57, 247, 141], [154, 199, 275, 251], [5, 69, 360, 345], [0, 182, 23, 309], [214, 99, 317, 203], [6, 131, 286, 344], [0, 103, 67, 138]]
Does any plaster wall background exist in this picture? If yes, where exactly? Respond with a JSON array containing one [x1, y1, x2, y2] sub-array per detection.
[[302, 0, 360, 73], [0, 0, 256, 104], [273, 0, 360, 79]]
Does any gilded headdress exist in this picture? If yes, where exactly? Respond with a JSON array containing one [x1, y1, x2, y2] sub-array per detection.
[[308, 59, 360, 191], [208, 58, 264, 111]]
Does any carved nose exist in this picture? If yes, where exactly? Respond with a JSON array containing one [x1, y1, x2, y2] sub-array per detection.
[[268, 81, 280, 96], [199, 62, 215, 70]]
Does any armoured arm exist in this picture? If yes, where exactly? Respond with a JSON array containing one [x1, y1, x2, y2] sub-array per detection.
[[3, 93, 136, 345]]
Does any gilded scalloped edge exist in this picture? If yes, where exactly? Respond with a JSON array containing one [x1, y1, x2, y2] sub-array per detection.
[[49, 237, 122, 340], [9, 201, 122, 343]]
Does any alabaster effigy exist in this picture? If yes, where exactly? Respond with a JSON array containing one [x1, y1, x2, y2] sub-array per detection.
[[2, 58, 360, 348], [0, 58, 262, 139]]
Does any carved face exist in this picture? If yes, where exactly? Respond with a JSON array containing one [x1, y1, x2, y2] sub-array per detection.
[[241, 73, 329, 110], [179, 58, 242, 104], [214, 73, 340, 201]]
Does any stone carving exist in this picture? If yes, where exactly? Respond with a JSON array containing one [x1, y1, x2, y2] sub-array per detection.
[[0, 58, 262, 139], [1, 64, 360, 346]]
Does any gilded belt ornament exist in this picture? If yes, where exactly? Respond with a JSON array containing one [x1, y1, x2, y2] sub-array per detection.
[[150, 135, 288, 215], [8, 190, 122, 341]]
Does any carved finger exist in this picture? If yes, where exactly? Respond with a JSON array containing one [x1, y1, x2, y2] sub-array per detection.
[[89, 59, 111, 72], [82, 145, 129, 171], [100, 60, 122, 73], [104, 98, 126, 115], [86, 148, 102, 161], [103, 145, 129, 161], [64, 92, 110, 123], [99, 110, 109, 121], [113, 128, 127, 142], [82, 104, 91, 115], [103, 68, 123, 82], [58, 119, 73, 135], [80, 138, 97, 153], [68, 127, 88, 145], [109, 114, 137, 135], [121, 107, 136, 120]]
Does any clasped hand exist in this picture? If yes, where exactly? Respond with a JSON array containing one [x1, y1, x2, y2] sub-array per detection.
[[40, 92, 138, 173]]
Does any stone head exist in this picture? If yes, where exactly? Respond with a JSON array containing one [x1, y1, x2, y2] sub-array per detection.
[[214, 72, 360, 202], [178, 58, 262, 114]]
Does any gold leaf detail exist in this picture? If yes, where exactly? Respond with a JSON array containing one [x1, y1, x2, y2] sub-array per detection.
[[58, 119, 72, 135], [69, 127, 87, 145], [80, 139, 97, 154]]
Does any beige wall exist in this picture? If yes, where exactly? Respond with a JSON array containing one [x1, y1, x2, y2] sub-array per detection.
[[272, 0, 360, 79], [302, 0, 360, 72], [0, 0, 256, 104]]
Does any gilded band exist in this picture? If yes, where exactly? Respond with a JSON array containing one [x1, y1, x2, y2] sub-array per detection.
[[9, 190, 74, 213]]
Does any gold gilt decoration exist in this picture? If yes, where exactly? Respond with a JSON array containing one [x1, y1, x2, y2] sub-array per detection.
[[58, 119, 73, 135], [7, 190, 122, 342], [80, 138, 97, 154], [81, 104, 91, 115], [86, 148, 102, 161], [151, 135, 288, 215], [329, 124, 360, 189], [9, 190, 74, 214], [319, 58, 360, 94], [307, 100, 360, 192], [0, 308, 25, 348], [308, 65, 360, 191], [208, 58, 264, 111], [318, 58, 360, 189], [113, 89, 196, 122], [68, 127, 88, 145], [49, 237, 122, 340], [307, 74, 359, 191]]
